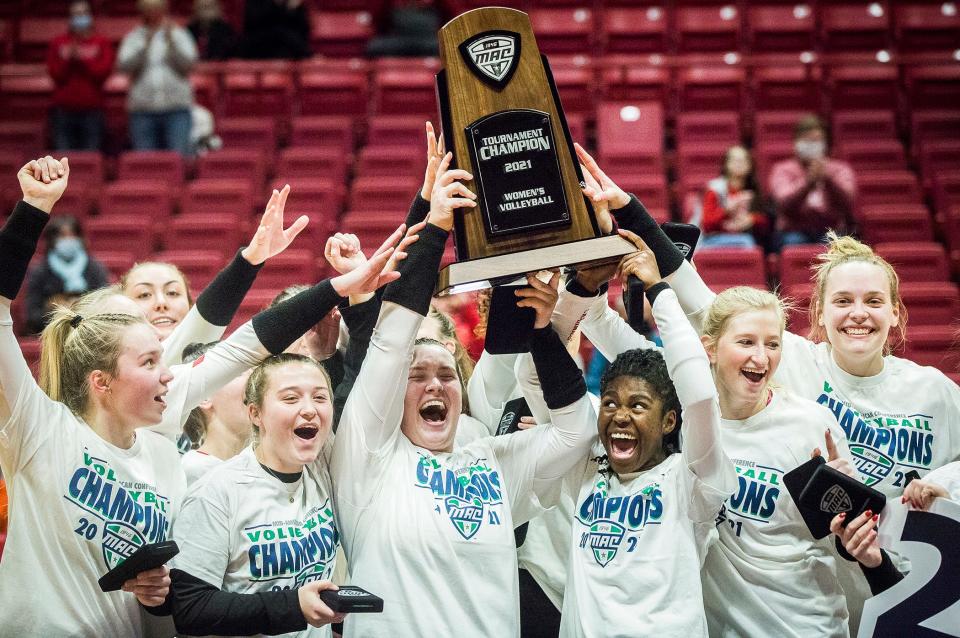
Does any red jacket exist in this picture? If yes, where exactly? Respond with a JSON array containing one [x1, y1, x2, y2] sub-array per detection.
[[701, 183, 769, 237], [46, 32, 114, 110]]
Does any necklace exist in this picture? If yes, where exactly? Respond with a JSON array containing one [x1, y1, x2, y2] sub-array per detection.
[[255, 448, 303, 503]]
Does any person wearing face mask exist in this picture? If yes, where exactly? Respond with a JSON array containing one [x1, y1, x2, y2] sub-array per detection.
[[46, 1, 114, 151], [117, 0, 197, 156], [187, 0, 237, 60], [769, 114, 857, 249], [24, 215, 110, 333]]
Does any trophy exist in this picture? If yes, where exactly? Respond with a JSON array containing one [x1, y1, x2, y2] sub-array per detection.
[[435, 7, 635, 295]]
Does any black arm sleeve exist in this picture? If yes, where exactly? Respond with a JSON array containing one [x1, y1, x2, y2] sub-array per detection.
[[169, 569, 306, 636], [194, 250, 263, 327], [644, 281, 671, 305], [858, 550, 905, 596], [612, 195, 685, 278], [529, 325, 587, 410], [333, 296, 379, 428], [381, 222, 447, 316], [0, 200, 50, 299], [251, 279, 345, 355], [405, 194, 430, 228]]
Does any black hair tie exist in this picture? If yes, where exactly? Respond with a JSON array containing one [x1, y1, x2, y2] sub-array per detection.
[[69, 314, 83, 328]]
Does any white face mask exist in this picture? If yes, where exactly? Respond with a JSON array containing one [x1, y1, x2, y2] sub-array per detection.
[[795, 139, 825, 161]]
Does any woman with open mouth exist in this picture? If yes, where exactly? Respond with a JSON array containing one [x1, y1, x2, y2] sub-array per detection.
[[167, 354, 347, 637], [330, 154, 596, 637], [0, 156, 182, 635], [514, 230, 736, 638]]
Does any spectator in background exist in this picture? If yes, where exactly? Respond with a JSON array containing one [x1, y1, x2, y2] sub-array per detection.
[[366, 0, 445, 58], [117, 0, 197, 156], [700, 145, 770, 250], [769, 114, 857, 248], [46, 1, 114, 151], [240, 0, 310, 60], [24, 216, 110, 334], [187, 0, 236, 60]]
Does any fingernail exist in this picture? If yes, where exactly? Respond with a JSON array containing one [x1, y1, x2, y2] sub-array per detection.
[[838, 512, 846, 518], [901, 496, 906, 503], [872, 514, 879, 522], [864, 510, 872, 517]]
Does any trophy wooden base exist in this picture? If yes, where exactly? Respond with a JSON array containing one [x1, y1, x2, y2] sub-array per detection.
[[436, 234, 637, 295]]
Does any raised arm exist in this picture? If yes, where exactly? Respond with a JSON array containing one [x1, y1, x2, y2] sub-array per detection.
[[162, 186, 306, 365], [620, 230, 735, 520]]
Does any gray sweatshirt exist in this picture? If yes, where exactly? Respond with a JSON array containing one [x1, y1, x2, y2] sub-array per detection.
[[117, 24, 196, 112]]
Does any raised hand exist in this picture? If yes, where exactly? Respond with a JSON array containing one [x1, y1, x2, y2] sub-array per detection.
[[829, 510, 882, 568], [324, 232, 366, 275], [515, 270, 561, 329], [297, 580, 346, 627], [574, 143, 630, 211], [428, 152, 476, 232], [330, 224, 419, 297], [578, 150, 613, 234], [810, 430, 856, 478], [902, 478, 948, 510], [122, 565, 170, 608], [18, 156, 70, 213], [420, 121, 446, 201], [241, 185, 309, 265], [616, 229, 662, 290]]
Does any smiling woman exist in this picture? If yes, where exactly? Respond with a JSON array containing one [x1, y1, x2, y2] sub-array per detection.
[[167, 353, 346, 637], [120, 261, 193, 340]]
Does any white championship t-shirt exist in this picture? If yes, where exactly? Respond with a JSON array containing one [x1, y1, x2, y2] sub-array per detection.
[[173, 446, 339, 638], [181, 449, 223, 487], [703, 391, 852, 638]]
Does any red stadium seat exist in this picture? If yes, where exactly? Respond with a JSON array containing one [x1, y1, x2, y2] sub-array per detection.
[[904, 65, 960, 112], [675, 141, 730, 199], [356, 146, 422, 179], [195, 149, 268, 193], [602, 7, 668, 54], [190, 70, 218, 112], [278, 147, 349, 186], [0, 121, 43, 149], [298, 69, 368, 118], [918, 140, 960, 190], [677, 66, 745, 112], [911, 110, 960, 157], [16, 18, 65, 62], [373, 67, 437, 117], [95, 15, 141, 46], [100, 181, 173, 221], [94, 250, 137, 280], [529, 8, 594, 55], [310, 10, 375, 58], [0, 75, 54, 122], [218, 117, 279, 153], [182, 179, 256, 216], [549, 64, 594, 117], [596, 101, 664, 176], [52, 188, 93, 220], [857, 171, 924, 207], [821, 3, 891, 52], [58, 151, 104, 203], [614, 173, 669, 223], [899, 282, 960, 327], [222, 71, 293, 134], [366, 115, 425, 147], [894, 3, 960, 52], [875, 242, 950, 282], [254, 249, 316, 291], [85, 217, 155, 254], [834, 139, 907, 171], [901, 326, 957, 373], [694, 247, 767, 289], [340, 210, 408, 252], [275, 179, 343, 241], [289, 116, 354, 154], [166, 213, 243, 257], [932, 172, 960, 222], [859, 205, 933, 244], [227, 289, 278, 334], [831, 110, 898, 145], [754, 111, 810, 148], [753, 65, 821, 112], [783, 283, 813, 336], [102, 73, 130, 147], [828, 65, 899, 112], [116, 151, 184, 186], [747, 4, 815, 53], [348, 176, 420, 213], [675, 4, 741, 53], [676, 111, 740, 147], [778, 244, 821, 288], [153, 250, 223, 292], [755, 140, 794, 188], [599, 64, 670, 104]]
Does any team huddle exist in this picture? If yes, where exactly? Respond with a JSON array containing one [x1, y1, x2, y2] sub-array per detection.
[[0, 130, 958, 638]]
